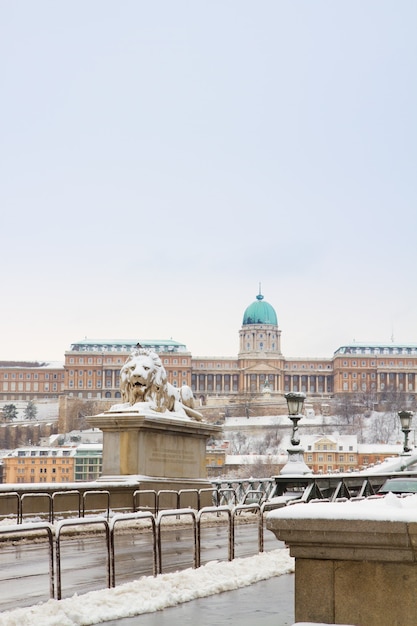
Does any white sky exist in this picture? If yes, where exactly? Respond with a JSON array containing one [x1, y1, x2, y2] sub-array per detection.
[[1, 1, 416, 362]]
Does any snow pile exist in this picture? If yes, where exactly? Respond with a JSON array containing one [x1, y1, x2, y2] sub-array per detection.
[[0, 549, 293, 626], [269, 492, 417, 522]]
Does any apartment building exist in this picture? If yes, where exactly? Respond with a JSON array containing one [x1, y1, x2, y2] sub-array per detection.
[[304, 435, 402, 474], [2, 447, 75, 483], [2, 444, 102, 484]]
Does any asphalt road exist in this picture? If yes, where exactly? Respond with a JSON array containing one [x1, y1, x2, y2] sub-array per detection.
[[0, 521, 281, 612], [102, 574, 295, 626]]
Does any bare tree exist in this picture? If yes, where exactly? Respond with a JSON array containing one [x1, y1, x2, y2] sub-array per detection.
[[245, 456, 281, 478], [334, 394, 363, 426], [378, 388, 412, 413], [60, 399, 103, 432], [366, 411, 401, 444], [228, 431, 249, 454]]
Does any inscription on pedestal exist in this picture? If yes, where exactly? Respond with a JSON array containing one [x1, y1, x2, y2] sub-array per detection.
[[149, 448, 196, 465]]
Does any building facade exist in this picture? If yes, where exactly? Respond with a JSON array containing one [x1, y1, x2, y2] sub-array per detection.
[[1, 291, 416, 407], [0, 362, 65, 402], [2, 447, 75, 483], [1, 444, 103, 484]]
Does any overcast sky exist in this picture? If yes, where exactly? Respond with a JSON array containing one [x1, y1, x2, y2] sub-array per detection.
[[1, 1, 416, 362]]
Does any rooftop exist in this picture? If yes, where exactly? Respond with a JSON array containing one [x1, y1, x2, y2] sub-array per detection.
[[68, 339, 189, 353]]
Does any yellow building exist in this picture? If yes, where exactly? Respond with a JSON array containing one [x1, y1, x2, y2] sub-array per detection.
[[1, 444, 103, 484], [2, 447, 75, 484]]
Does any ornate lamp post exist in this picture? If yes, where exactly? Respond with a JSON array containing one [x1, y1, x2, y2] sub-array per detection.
[[280, 391, 312, 475], [398, 410, 413, 454]]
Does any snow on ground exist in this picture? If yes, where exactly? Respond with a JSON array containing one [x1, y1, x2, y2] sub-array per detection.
[[0, 549, 294, 626]]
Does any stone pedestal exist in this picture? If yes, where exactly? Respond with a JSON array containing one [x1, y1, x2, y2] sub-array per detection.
[[267, 500, 417, 626], [88, 409, 221, 494]]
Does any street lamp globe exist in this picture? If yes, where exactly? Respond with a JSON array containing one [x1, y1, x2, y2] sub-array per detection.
[[285, 391, 306, 416], [280, 391, 311, 475]]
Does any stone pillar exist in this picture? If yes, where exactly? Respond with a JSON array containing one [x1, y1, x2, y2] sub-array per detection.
[[267, 501, 417, 626]]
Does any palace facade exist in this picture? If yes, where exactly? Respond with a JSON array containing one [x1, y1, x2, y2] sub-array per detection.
[[1, 291, 417, 407]]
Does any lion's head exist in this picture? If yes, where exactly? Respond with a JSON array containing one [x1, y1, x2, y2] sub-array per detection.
[[118, 347, 202, 420], [120, 349, 167, 407]]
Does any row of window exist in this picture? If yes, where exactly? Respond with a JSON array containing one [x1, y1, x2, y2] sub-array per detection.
[[16, 458, 71, 464], [245, 342, 277, 351], [68, 357, 189, 365], [69, 344, 187, 353], [17, 450, 72, 457], [337, 346, 417, 355], [198, 363, 239, 369], [342, 360, 416, 367], [342, 372, 415, 379], [307, 454, 356, 463], [14, 477, 71, 482], [311, 445, 354, 452], [0, 372, 63, 379], [68, 369, 187, 377], [342, 382, 413, 391], [285, 364, 330, 370], [2, 382, 60, 391], [13, 467, 71, 474]]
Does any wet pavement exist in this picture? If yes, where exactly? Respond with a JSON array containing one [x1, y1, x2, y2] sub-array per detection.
[[103, 572, 295, 626]]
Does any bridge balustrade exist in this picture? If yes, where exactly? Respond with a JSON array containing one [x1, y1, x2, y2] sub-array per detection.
[[0, 471, 412, 526]]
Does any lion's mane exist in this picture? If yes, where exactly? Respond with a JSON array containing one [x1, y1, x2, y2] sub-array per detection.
[[120, 348, 202, 420]]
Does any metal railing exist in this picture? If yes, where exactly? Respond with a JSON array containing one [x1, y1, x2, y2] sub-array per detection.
[[0, 522, 55, 599], [211, 478, 275, 504], [55, 517, 111, 600], [2, 470, 415, 526], [3, 470, 412, 604], [110, 511, 157, 586], [132, 487, 219, 514], [0, 503, 266, 602], [157, 508, 198, 574], [0, 491, 20, 523], [1, 488, 113, 524]]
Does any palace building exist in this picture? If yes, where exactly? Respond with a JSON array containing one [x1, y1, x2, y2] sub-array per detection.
[[1, 291, 417, 406]]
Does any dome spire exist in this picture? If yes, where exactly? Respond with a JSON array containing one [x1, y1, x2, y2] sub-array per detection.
[[257, 283, 264, 301]]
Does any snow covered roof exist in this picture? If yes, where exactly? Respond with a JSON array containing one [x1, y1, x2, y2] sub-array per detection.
[[0, 361, 63, 369], [225, 454, 284, 465], [68, 339, 188, 353], [357, 443, 403, 454], [5, 447, 76, 458]]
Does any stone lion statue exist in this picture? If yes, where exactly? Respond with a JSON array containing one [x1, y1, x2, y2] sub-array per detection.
[[118, 347, 203, 421]]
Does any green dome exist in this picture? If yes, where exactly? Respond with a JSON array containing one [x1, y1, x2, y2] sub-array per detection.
[[242, 292, 278, 326]]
